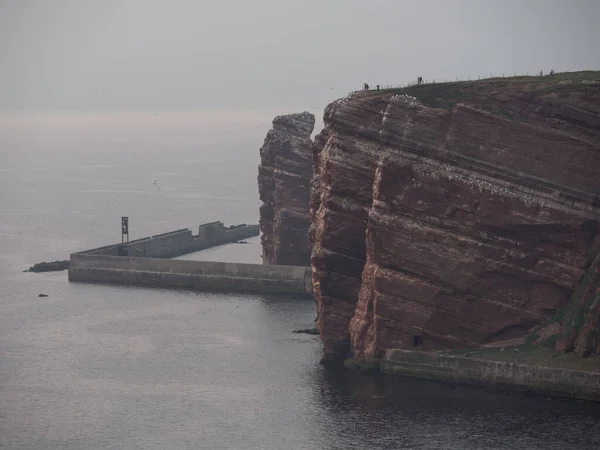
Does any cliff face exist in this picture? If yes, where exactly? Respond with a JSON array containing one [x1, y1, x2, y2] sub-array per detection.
[[310, 74, 600, 362], [258, 112, 315, 266], [562, 256, 600, 357], [531, 254, 600, 357]]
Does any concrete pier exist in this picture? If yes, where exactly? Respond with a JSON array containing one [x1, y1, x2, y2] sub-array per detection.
[[68, 254, 312, 295], [68, 220, 312, 295], [78, 222, 259, 259], [382, 349, 600, 401]]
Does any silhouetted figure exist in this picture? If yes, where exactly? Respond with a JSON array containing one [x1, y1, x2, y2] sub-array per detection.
[[417, 76, 422, 84], [363, 82, 368, 90], [376, 85, 380, 91], [540, 70, 544, 77], [366, 83, 370, 90], [550, 69, 555, 77]]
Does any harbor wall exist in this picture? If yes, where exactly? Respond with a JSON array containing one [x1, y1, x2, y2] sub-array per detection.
[[68, 253, 312, 295], [382, 349, 600, 401], [76, 222, 259, 259]]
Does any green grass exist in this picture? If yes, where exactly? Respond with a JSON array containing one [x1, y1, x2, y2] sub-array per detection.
[[483, 70, 600, 84], [362, 70, 600, 112], [539, 333, 561, 349]]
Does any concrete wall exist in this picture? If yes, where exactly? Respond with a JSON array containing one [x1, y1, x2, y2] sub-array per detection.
[[76, 223, 259, 259], [382, 349, 600, 401], [68, 253, 312, 295]]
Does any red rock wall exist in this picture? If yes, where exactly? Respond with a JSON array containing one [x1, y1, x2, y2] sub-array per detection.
[[310, 80, 600, 362], [258, 112, 315, 266], [532, 254, 600, 357], [565, 257, 600, 357]]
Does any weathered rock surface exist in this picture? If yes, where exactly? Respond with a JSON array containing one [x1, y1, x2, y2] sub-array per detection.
[[310, 75, 600, 362], [532, 254, 600, 357], [258, 112, 315, 266], [565, 256, 600, 357], [26, 260, 70, 273]]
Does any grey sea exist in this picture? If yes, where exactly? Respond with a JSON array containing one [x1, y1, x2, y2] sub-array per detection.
[[1, 111, 600, 450]]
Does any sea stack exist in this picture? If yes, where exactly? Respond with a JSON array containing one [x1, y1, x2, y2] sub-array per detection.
[[258, 112, 315, 266]]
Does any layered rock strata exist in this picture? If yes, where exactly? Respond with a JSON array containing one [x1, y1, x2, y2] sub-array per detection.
[[258, 112, 315, 266], [310, 76, 600, 362], [559, 255, 600, 357], [532, 254, 600, 356]]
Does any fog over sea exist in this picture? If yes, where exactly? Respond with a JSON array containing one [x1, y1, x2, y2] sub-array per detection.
[[1, 111, 600, 450]]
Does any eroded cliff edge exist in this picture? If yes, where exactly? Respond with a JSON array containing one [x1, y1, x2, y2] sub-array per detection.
[[530, 254, 600, 357], [310, 73, 600, 363], [258, 112, 315, 266]]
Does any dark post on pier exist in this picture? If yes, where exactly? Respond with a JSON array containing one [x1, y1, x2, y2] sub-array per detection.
[[121, 217, 129, 243]]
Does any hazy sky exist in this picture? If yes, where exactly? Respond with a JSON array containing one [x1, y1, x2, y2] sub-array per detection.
[[1, 0, 599, 112]]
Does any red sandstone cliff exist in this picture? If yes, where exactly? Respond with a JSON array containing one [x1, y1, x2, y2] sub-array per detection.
[[561, 256, 600, 357], [531, 254, 600, 357], [258, 112, 315, 266], [310, 73, 600, 363]]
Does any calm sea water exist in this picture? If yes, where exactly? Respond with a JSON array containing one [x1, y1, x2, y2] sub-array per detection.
[[1, 111, 600, 450]]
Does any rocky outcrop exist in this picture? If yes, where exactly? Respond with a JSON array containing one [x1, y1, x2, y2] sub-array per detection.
[[531, 254, 600, 356], [560, 255, 600, 357], [310, 75, 600, 362], [258, 112, 315, 266], [26, 260, 70, 273]]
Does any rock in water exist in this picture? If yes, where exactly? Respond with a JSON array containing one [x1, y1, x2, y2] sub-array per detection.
[[292, 328, 319, 335], [310, 76, 600, 362], [26, 260, 70, 273], [38, 294, 48, 297], [258, 112, 315, 266]]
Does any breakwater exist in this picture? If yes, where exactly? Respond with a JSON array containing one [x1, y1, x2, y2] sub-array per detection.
[[382, 349, 600, 401], [77, 221, 259, 259], [68, 254, 312, 295], [67, 220, 312, 295]]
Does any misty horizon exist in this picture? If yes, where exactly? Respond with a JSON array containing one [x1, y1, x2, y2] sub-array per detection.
[[1, 0, 600, 113]]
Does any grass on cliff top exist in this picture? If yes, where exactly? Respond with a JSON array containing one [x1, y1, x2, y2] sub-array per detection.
[[448, 344, 600, 372], [365, 70, 600, 111]]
